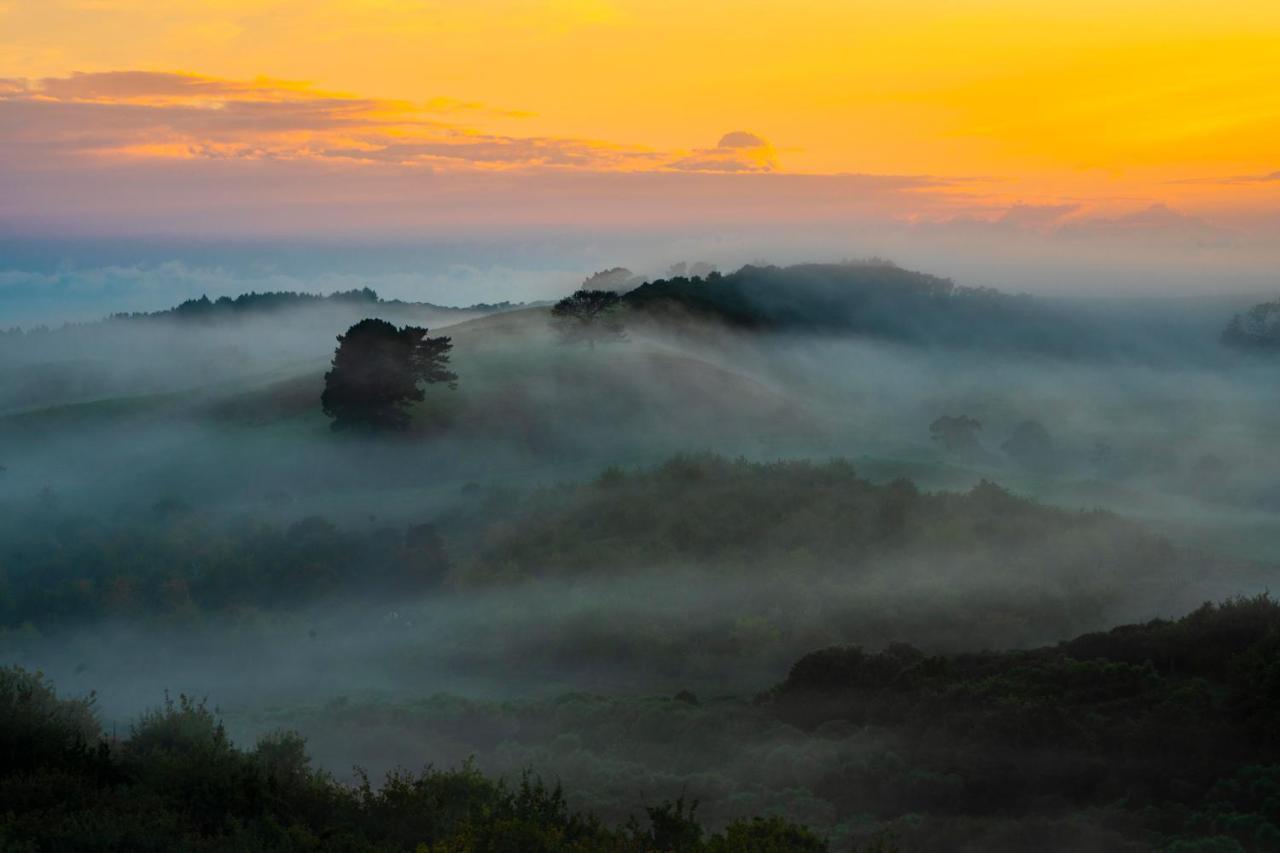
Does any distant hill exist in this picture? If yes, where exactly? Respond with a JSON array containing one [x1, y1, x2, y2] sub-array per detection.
[[621, 262, 1218, 359], [622, 262, 1047, 341], [108, 287, 520, 324], [0, 289, 524, 413], [764, 595, 1280, 850]]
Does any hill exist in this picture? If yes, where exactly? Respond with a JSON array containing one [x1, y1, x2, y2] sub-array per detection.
[[764, 595, 1280, 851], [0, 289, 522, 414], [2, 455, 1254, 670], [620, 262, 1236, 361], [622, 262, 1057, 346]]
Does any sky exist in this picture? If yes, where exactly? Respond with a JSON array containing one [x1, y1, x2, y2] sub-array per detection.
[[1, 1, 1278, 321]]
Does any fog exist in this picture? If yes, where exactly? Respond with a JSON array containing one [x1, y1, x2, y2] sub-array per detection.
[[5, 263, 1280, 850], [4, 212, 1279, 327]]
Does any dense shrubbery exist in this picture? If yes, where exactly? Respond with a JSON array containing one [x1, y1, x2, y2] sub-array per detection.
[[0, 455, 1223, 640], [450, 454, 1188, 585], [0, 666, 825, 852], [0, 508, 451, 631], [108, 598, 1280, 852], [765, 596, 1280, 851]]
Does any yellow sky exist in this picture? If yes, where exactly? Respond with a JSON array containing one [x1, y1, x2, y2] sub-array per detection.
[[2, 0, 1278, 220]]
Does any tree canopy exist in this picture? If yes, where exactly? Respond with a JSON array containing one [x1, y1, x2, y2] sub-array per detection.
[[550, 289, 627, 347], [321, 318, 456, 431]]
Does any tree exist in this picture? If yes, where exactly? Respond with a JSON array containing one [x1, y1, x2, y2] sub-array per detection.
[[929, 414, 982, 452], [1222, 300, 1280, 351], [321, 319, 456, 431], [550, 289, 626, 347]]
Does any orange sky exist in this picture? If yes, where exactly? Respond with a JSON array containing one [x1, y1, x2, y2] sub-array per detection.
[[1, 0, 1278, 234]]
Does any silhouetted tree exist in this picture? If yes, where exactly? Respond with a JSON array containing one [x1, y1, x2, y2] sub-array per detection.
[[321, 319, 456, 431], [929, 414, 982, 452], [1223, 300, 1280, 350], [550, 289, 626, 347]]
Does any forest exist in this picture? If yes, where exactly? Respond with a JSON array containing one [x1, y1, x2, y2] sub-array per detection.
[[3, 262, 1280, 851]]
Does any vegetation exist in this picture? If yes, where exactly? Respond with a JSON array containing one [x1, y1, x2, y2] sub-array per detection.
[[1222, 299, 1280, 351], [225, 597, 1280, 851], [448, 454, 1187, 584], [0, 506, 452, 631], [619, 263, 1072, 350], [5, 269, 1280, 853], [764, 595, 1280, 851], [0, 455, 1214, 639], [0, 666, 826, 851], [550, 289, 627, 347], [9, 595, 1279, 852], [104, 289, 519, 324], [322, 319, 458, 431]]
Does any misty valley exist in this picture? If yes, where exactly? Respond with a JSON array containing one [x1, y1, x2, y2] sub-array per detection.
[[6, 262, 1280, 852]]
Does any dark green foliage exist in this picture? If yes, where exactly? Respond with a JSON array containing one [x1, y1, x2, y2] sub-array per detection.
[[628, 797, 703, 852], [453, 453, 1179, 583], [766, 596, 1280, 851], [0, 668, 827, 851], [0, 667, 102, 779], [620, 263, 1086, 353], [321, 318, 457, 431], [105, 288, 380, 323], [0, 454, 1215, 640], [704, 816, 827, 853], [550, 289, 627, 347], [173, 288, 378, 319], [0, 507, 452, 630]]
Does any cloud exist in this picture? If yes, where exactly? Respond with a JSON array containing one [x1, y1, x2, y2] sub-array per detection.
[[1170, 170, 1280, 186], [0, 72, 782, 175], [0, 71, 1031, 238], [717, 131, 767, 149], [996, 203, 1080, 230], [0, 70, 653, 171], [666, 130, 777, 173], [1054, 203, 1235, 247]]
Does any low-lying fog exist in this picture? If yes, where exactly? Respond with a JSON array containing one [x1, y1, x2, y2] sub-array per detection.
[[3, 269, 1280, 849]]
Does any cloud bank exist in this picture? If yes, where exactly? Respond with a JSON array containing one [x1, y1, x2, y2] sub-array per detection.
[[0, 71, 785, 174]]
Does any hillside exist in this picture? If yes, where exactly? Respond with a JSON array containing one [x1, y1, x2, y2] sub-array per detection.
[[0, 666, 825, 852], [762, 595, 1280, 851], [620, 262, 1238, 361], [0, 290, 522, 414], [2, 456, 1256, 670], [622, 262, 1056, 344]]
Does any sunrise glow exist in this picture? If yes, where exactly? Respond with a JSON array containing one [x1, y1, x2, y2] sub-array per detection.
[[1, 0, 1276, 237]]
